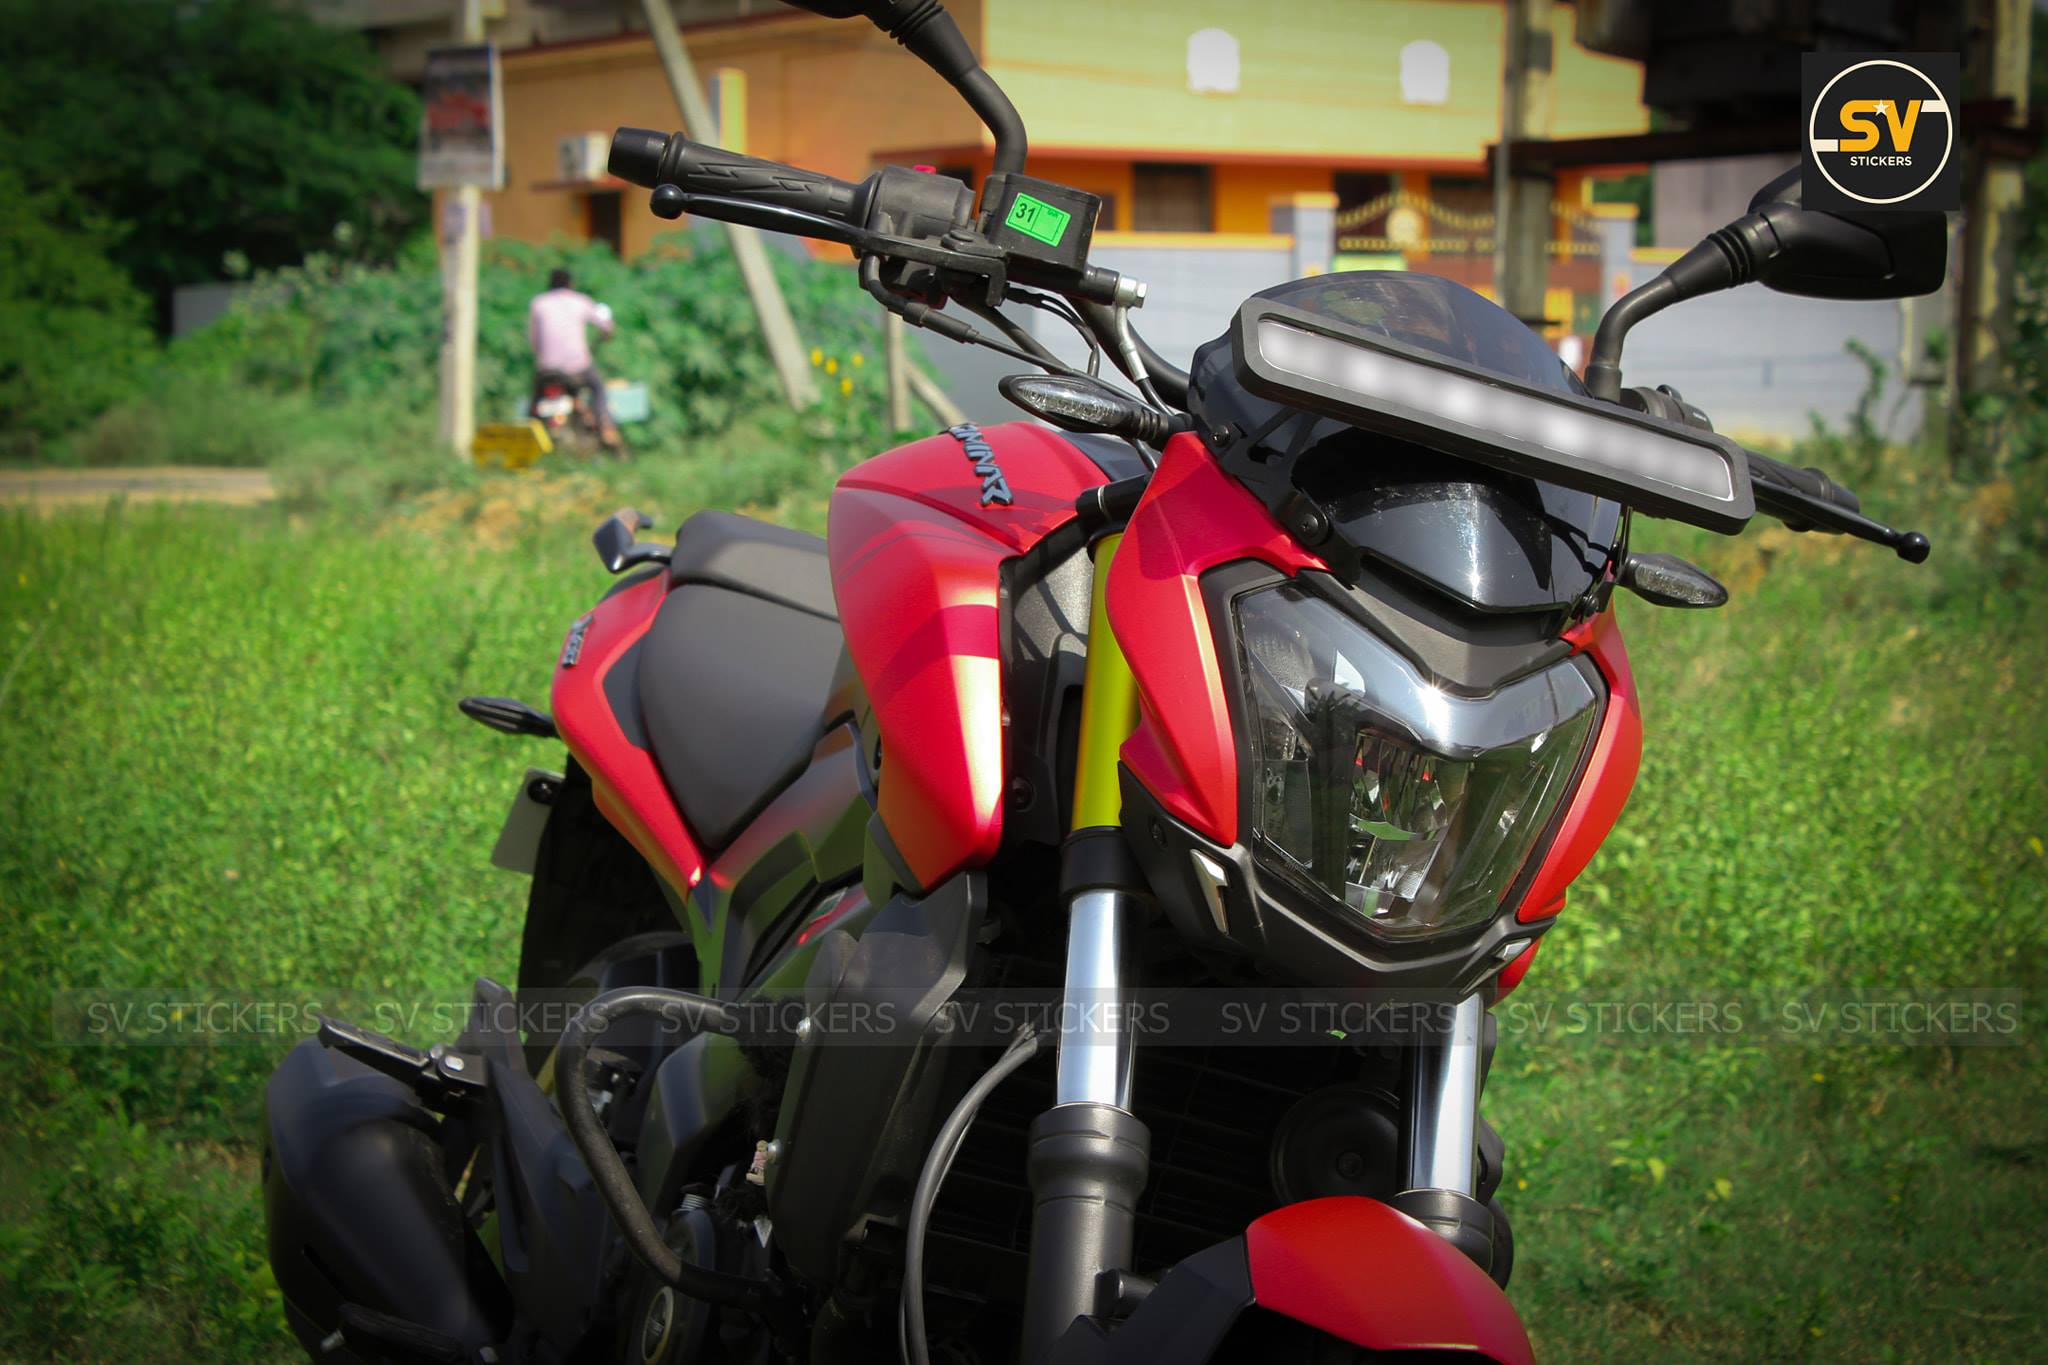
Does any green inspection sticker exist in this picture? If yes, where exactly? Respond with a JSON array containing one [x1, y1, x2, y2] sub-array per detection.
[[1004, 193, 1072, 247]]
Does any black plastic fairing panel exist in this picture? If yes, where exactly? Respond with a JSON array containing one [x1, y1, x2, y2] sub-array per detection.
[[602, 631, 652, 750], [1046, 1237, 1254, 1364], [261, 1041, 513, 1359], [634, 1032, 755, 1216], [765, 874, 990, 1285], [1292, 434, 1624, 614], [1059, 430, 1153, 482], [1000, 537, 1093, 848]]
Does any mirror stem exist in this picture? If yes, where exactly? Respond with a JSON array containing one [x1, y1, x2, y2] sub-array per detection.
[[1583, 222, 1761, 401], [867, 1, 1027, 176]]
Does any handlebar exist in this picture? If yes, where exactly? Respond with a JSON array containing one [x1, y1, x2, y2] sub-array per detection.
[[609, 128, 869, 227], [1740, 448, 1928, 562], [1745, 450, 1861, 515], [1623, 384, 1923, 561]]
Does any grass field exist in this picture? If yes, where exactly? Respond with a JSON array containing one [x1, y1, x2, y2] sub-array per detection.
[[1, 451, 2044, 1361]]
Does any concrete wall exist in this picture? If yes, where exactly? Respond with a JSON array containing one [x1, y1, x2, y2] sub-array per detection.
[[1615, 264, 1924, 443], [1651, 155, 1796, 250], [1637, 155, 1944, 440], [919, 240, 1932, 442], [171, 283, 252, 338]]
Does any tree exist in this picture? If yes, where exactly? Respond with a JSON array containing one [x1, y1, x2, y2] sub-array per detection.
[[0, 0, 424, 322], [0, 168, 156, 455]]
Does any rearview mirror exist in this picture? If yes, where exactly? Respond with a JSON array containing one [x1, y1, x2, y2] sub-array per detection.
[[1585, 165, 1950, 399], [1740, 167, 1947, 300]]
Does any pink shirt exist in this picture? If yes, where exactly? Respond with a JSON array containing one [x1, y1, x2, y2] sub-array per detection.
[[529, 288, 614, 373]]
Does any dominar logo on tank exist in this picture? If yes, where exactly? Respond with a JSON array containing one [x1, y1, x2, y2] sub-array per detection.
[[947, 423, 1014, 506]]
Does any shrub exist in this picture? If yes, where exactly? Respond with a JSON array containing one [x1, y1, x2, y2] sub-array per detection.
[[0, 168, 157, 458], [64, 229, 905, 487]]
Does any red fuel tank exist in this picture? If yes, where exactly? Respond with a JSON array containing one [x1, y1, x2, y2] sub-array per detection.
[[828, 422, 1117, 888]]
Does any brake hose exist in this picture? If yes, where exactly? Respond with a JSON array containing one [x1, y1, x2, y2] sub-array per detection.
[[555, 986, 782, 1312], [900, 1027, 1047, 1365]]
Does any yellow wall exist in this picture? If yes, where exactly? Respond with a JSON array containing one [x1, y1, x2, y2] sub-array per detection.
[[982, 0, 1645, 165], [483, 0, 1646, 251]]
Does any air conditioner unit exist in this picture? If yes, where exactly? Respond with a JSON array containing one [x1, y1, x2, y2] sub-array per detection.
[[557, 132, 610, 184]]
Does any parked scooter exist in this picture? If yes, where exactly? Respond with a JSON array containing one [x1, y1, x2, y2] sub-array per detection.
[[261, 3, 1943, 1361]]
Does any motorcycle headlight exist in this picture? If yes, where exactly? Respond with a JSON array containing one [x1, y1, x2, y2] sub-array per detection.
[[1235, 584, 1600, 942]]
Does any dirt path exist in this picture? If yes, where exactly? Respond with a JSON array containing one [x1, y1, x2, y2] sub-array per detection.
[[0, 466, 276, 509]]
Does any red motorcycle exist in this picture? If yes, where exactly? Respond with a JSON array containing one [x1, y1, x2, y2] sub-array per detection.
[[260, 4, 1943, 1361]]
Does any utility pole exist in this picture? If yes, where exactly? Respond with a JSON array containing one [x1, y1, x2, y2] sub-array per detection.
[[438, 0, 485, 459], [1958, 0, 2033, 421], [1494, 0, 1555, 330], [640, 0, 819, 410]]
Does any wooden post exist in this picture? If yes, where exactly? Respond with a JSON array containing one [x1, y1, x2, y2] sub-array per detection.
[[1958, 0, 2033, 421], [885, 312, 912, 432], [438, 0, 485, 459], [640, 0, 818, 410], [1494, 0, 1555, 328], [905, 358, 966, 428]]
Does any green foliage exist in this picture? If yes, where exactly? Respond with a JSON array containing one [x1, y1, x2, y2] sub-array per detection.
[[0, 425, 2044, 1358], [0, 0, 423, 308], [0, 167, 157, 458], [1589, 171, 1654, 248], [1955, 9, 2048, 472], [60, 230, 907, 512], [1483, 431, 2048, 1359], [0, 1091, 281, 1359]]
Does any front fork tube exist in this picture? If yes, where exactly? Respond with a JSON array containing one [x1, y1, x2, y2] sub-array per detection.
[[1022, 534, 1153, 1363], [1405, 991, 1484, 1194], [1395, 991, 1504, 1277]]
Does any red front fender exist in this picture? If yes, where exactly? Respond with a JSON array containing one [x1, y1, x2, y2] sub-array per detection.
[[1247, 1198, 1534, 1364]]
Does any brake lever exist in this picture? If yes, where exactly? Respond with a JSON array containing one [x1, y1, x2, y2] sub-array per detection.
[[650, 186, 872, 250], [1750, 475, 1931, 562]]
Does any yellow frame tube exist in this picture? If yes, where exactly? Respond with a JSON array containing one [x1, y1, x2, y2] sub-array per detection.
[[1070, 533, 1141, 833]]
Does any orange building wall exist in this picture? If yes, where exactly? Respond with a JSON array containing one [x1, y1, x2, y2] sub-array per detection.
[[1213, 164, 1337, 234], [487, 8, 988, 259], [1018, 158, 1135, 230]]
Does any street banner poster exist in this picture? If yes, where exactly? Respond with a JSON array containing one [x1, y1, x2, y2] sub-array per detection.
[[418, 44, 504, 191]]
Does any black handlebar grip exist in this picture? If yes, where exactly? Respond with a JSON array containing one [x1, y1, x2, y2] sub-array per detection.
[[1746, 450, 1862, 514], [608, 127, 865, 224], [607, 128, 670, 187]]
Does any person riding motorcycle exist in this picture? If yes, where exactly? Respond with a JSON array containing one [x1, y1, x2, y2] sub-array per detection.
[[529, 267, 622, 451]]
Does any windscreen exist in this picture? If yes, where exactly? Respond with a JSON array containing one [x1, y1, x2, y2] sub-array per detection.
[[1254, 273, 1585, 395], [1189, 273, 1626, 612]]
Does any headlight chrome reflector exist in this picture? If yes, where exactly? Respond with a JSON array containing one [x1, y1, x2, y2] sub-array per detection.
[[1236, 585, 1600, 941]]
